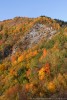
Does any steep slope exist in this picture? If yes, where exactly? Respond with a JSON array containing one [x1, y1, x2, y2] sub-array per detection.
[[0, 16, 67, 100], [12, 23, 57, 54]]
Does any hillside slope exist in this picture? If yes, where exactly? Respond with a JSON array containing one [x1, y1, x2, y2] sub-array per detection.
[[0, 16, 67, 100]]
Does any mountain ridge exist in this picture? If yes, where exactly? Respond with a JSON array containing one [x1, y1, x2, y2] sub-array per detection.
[[0, 16, 67, 100]]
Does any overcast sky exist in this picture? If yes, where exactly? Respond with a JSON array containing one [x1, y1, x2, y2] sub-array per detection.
[[0, 0, 67, 21]]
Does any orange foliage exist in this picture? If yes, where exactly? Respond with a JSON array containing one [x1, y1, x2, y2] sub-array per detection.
[[11, 55, 16, 62], [0, 63, 10, 71], [43, 49, 47, 57], [29, 83, 33, 88], [25, 83, 33, 91], [25, 53, 31, 59], [13, 60, 17, 65], [25, 84, 29, 91], [6, 84, 20, 98], [0, 40, 3, 45], [10, 69, 17, 76], [26, 69, 31, 77], [32, 50, 38, 56], [44, 63, 50, 74], [11, 49, 38, 65], [26, 50, 38, 59], [39, 49, 47, 61]]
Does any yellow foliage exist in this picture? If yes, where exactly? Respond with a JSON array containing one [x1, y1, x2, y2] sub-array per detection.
[[25, 50, 38, 59], [0, 64, 5, 71], [18, 55, 24, 63], [38, 63, 50, 80], [38, 67, 45, 80], [0, 63, 10, 71], [47, 81, 56, 92], [57, 73, 66, 87], [12, 60, 17, 66], [39, 67, 45, 75], [39, 73, 45, 80]]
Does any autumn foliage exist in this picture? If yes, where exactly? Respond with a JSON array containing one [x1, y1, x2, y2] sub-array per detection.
[[0, 16, 67, 99], [47, 81, 56, 92], [38, 63, 50, 80]]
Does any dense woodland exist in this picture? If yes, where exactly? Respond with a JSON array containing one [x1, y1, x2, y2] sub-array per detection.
[[0, 16, 67, 100]]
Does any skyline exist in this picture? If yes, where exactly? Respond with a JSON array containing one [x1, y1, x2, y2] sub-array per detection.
[[0, 0, 67, 21]]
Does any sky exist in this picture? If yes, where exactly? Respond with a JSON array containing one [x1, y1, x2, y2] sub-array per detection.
[[0, 0, 67, 21]]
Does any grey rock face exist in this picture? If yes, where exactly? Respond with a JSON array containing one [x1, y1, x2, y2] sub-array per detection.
[[12, 24, 57, 54]]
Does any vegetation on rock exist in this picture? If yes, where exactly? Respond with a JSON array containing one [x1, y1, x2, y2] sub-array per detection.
[[0, 16, 67, 100]]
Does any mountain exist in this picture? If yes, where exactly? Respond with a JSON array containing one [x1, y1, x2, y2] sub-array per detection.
[[0, 16, 67, 100]]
